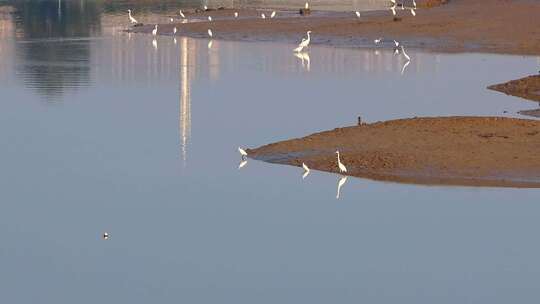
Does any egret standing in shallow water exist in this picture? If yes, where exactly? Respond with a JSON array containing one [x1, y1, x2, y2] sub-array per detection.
[[270, 11, 276, 18], [234, 12, 239, 18], [335, 150, 347, 173], [401, 45, 411, 61], [152, 24, 158, 36], [261, 13, 266, 19], [208, 16, 212, 21], [173, 27, 177, 34], [410, 8, 416, 16], [128, 9, 138, 24], [302, 163, 310, 179], [238, 147, 248, 159], [374, 37, 383, 44], [207, 29, 213, 37], [355, 11, 361, 19], [179, 10, 185, 18]]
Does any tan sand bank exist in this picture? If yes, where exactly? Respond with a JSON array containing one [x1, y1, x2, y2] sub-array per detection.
[[248, 116, 540, 187], [130, 0, 540, 55], [488, 75, 540, 103]]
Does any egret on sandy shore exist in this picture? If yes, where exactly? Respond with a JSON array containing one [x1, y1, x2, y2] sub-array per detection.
[[355, 11, 361, 18], [128, 9, 138, 24], [302, 162, 310, 179], [152, 24, 158, 36], [305, 2, 309, 9], [179, 10, 185, 18], [390, 4, 397, 16], [336, 176, 347, 199], [374, 37, 382, 44], [335, 150, 347, 173], [207, 29, 213, 37], [238, 147, 248, 159], [410, 8, 416, 16], [234, 12, 239, 18], [270, 11, 276, 18]]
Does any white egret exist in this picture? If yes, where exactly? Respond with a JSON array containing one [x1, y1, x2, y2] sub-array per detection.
[[152, 24, 158, 36], [374, 37, 382, 44], [390, 4, 397, 16], [238, 159, 247, 169], [393, 39, 400, 47], [335, 150, 347, 173], [336, 176, 348, 199], [234, 12, 239, 18], [300, 30, 312, 48], [302, 162, 310, 179], [204, 5, 208, 10], [305, 2, 309, 9], [270, 11, 276, 18], [261, 13, 266, 19], [103, 232, 110, 240], [401, 45, 410, 61], [207, 29, 213, 37], [238, 147, 248, 159], [208, 16, 212, 21], [410, 8, 416, 16], [390, 0, 396, 4], [355, 11, 361, 18], [293, 38, 306, 52], [413, 0, 417, 8], [128, 9, 138, 24], [179, 10, 186, 18], [173, 27, 177, 34], [170, 17, 174, 22]]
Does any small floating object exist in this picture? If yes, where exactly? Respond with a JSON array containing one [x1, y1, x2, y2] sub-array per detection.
[[128, 9, 138, 24], [102, 232, 110, 240], [152, 24, 158, 36]]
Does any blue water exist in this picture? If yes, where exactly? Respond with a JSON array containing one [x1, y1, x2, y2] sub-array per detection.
[[1, 2, 540, 303]]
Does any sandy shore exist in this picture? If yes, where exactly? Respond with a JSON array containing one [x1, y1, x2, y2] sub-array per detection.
[[489, 75, 540, 103], [130, 0, 540, 55], [247, 116, 540, 187]]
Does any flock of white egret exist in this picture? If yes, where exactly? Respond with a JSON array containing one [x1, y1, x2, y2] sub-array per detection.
[[128, 0, 418, 198], [238, 147, 350, 199]]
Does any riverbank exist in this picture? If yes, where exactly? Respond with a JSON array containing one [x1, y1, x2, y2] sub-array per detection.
[[129, 0, 540, 55], [247, 116, 540, 187]]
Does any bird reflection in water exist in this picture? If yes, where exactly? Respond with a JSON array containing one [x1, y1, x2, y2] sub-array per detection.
[[294, 52, 311, 71], [336, 175, 348, 199], [179, 37, 192, 166]]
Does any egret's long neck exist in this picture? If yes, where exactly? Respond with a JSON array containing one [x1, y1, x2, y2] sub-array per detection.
[[307, 32, 311, 41], [337, 152, 341, 163]]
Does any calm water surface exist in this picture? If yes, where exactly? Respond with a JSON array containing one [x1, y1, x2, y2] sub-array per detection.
[[1, 2, 540, 304]]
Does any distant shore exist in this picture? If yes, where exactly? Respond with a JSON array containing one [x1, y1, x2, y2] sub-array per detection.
[[247, 116, 540, 188], [129, 0, 540, 55]]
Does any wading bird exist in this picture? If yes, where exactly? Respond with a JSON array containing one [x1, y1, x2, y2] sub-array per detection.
[[298, 31, 312, 49], [179, 10, 185, 18], [336, 150, 347, 173], [302, 163, 310, 179], [173, 27, 177, 34], [413, 0, 417, 8], [128, 9, 138, 24], [152, 24, 158, 36], [261, 13, 266, 19], [336, 176, 347, 199], [238, 147, 248, 159], [208, 16, 212, 21], [207, 29, 213, 37], [410, 8, 416, 16], [305, 2, 309, 9], [355, 11, 361, 18], [270, 11, 276, 18], [374, 37, 383, 44], [234, 12, 238, 18], [103, 232, 110, 240]]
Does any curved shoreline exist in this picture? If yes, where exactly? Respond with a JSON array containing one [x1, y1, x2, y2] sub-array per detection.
[[128, 0, 540, 55], [247, 116, 540, 188]]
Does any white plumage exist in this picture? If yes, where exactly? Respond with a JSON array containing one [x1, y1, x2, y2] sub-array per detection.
[[152, 24, 158, 36], [270, 11, 276, 18], [179, 10, 185, 18], [355, 11, 361, 18], [128, 9, 138, 24], [238, 147, 248, 158], [234, 12, 239, 18], [336, 150, 347, 173], [207, 29, 213, 37]]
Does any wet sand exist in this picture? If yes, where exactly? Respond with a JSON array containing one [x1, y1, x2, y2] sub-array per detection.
[[130, 0, 540, 55], [489, 75, 540, 103], [248, 117, 540, 187]]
